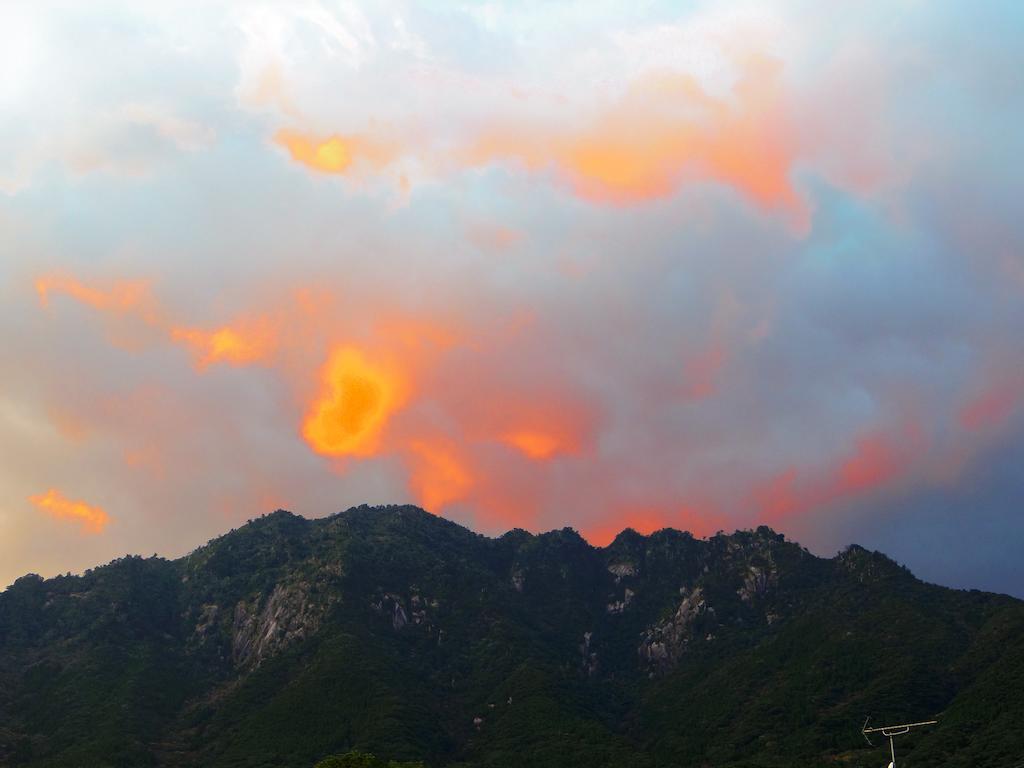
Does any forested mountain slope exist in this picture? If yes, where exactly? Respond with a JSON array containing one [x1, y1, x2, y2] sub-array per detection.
[[1, 505, 1021, 767]]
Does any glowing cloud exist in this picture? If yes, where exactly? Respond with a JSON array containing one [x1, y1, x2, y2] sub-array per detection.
[[35, 272, 297, 370], [584, 504, 725, 547], [451, 388, 595, 463], [464, 58, 801, 219], [29, 489, 110, 534], [584, 508, 674, 548], [754, 426, 922, 524], [302, 346, 405, 457], [406, 438, 474, 513], [170, 318, 278, 369], [267, 58, 802, 221], [837, 432, 903, 494], [274, 128, 393, 175], [35, 274, 154, 318], [959, 379, 1022, 432], [501, 430, 562, 460], [495, 400, 592, 460], [7, 1, 1024, 598]]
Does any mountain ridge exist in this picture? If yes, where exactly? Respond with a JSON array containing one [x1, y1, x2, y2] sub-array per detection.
[[1, 504, 1021, 767]]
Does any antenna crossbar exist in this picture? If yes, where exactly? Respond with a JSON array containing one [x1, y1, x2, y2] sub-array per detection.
[[863, 720, 938, 734]]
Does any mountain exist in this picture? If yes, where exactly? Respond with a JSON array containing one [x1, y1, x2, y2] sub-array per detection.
[[1, 505, 1021, 768]]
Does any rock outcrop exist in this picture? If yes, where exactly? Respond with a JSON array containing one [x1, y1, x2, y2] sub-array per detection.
[[231, 582, 328, 668], [638, 586, 715, 670]]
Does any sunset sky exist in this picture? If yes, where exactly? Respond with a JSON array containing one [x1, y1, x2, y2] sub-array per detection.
[[2, 1, 1022, 596]]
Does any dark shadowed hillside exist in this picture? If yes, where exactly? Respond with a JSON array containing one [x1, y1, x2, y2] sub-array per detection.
[[1, 505, 1021, 767]]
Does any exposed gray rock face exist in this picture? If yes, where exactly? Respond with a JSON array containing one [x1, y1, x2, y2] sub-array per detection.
[[510, 569, 525, 593], [371, 592, 409, 630], [607, 587, 635, 614], [608, 561, 637, 583], [580, 630, 598, 676], [638, 586, 714, 670], [393, 601, 408, 630], [371, 589, 443, 638], [231, 582, 328, 668], [737, 563, 777, 603]]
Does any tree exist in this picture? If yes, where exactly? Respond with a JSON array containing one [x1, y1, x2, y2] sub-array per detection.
[[314, 750, 425, 768]]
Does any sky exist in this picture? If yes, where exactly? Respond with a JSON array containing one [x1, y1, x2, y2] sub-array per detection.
[[1, 1, 1023, 597]]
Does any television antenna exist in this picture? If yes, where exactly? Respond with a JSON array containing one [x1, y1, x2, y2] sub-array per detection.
[[861, 717, 937, 768]]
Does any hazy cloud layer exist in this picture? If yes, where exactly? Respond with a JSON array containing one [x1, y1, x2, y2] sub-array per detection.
[[2, 1, 1022, 596]]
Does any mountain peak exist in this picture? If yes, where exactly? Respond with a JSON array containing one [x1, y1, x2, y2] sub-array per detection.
[[836, 542, 913, 583]]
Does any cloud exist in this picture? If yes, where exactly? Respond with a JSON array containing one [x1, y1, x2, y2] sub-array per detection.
[[273, 129, 395, 176], [264, 54, 805, 225], [584, 503, 728, 548], [64, 103, 215, 177], [463, 57, 802, 221], [959, 373, 1024, 432], [753, 423, 925, 526], [29, 489, 110, 534], [406, 437, 474, 512], [2, 1, 1023, 600], [235, 3, 815, 223], [170, 318, 280, 370], [302, 345, 409, 458], [501, 431, 562, 460], [35, 271, 286, 370], [35, 274, 155, 317]]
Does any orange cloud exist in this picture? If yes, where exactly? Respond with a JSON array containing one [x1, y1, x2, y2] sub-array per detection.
[[753, 466, 801, 521], [123, 442, 164, 478], [35, 274, 155, 319], [959, 380, 1021, 432], [170, 317, 278, 369], [34, 272, 166, 351], [754, 425, 922, 524], [501, 430, 562, 460], [268, 58, 800, 222], [433, 378, 596, 462], [29, 489, 110, 534], [47, 406, 89, 442], [585, 508, 673, 547], [274, 128, 394, 175], [495, 399, 594, 461], [497, 397, 595, 461], [406, 438, 474, 513], [836, 432, 902, 494], [584, 503, 725, 547], [463, 56, 801, 218], [302, 345, 407, 457], [374, 316, 463, 355], [34, 272, 328, 372]]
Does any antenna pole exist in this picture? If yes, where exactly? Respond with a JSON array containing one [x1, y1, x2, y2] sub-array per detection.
[[860, 717, 937, 766]]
